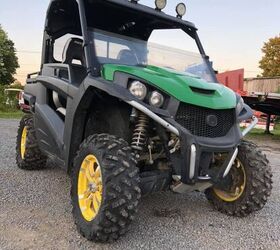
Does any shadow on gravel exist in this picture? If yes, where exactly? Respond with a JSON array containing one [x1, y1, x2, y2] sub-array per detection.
[[153, 208, 182, 218]]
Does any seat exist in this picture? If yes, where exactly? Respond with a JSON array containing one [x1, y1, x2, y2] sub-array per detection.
[[53, 38, 87, 117], [62, 37, 86, 66], [62, 37, 87, 84], [117, 49, 138, 65]]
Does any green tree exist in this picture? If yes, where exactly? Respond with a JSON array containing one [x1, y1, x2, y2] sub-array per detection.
[[0, 25, 19, 85], [259, 35, 280, 77]]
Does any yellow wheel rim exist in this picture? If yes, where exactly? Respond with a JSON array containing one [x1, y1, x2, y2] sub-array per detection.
[[213, 158, 246, 202], [78, 154, 103, 222], [21, 126, 28, 159]]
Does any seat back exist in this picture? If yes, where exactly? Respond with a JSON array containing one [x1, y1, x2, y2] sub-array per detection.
[[62, 38, 86, 66], [62, 37, 87, 84], [53, 38, 87, 116], [117, 49, 138, 65]]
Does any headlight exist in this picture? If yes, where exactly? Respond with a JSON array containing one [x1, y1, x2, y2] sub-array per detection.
[[129, 81, 147, 100], [176, 3, 186, 18], [236, 97, 244, 114], [155, 0, 167, 10], [149, 91, 164, 108]]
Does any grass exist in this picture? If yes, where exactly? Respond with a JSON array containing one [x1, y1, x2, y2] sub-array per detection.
[[0, 108, 279, 142], [246, 124, 280, 141], [0, 110, 24, 119]]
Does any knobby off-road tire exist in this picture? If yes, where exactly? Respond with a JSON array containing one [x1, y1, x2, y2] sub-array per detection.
[[205, 140, 273, 217], [71, 134, 141, 242], [16, 115, 47, 170]]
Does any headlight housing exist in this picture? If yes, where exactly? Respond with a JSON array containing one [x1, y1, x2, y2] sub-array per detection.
[[236, 96, 244, 114], [149, 91, 164, 108], [155, 0, 167, 10], [129, 81, 147, 100], [176, 3, 186, 18]]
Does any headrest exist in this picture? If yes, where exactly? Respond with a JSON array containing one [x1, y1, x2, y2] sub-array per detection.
[[117, 49, 138, 65], [62, 38, 85, 66]]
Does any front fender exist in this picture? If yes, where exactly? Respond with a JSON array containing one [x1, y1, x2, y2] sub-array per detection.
[[83, 75, 171, 117], [65, 75, 174, 172]]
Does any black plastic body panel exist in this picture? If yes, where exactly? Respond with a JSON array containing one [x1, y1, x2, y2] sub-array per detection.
[[23, 93, 36, 106], [35, 104, 65, 158], [165, 114, 243, 184]]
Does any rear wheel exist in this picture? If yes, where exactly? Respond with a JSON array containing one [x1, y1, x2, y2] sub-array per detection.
[[16, 115, 47, 170], [205, 141, 272, 217], [71, 134, 141, 242]]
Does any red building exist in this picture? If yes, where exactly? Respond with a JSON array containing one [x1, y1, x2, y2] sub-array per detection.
[[216, 69, 244, 93], [216, 69, 279, 133]]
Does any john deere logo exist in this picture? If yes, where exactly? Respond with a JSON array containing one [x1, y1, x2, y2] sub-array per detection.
[[206, 115, 218, 127]]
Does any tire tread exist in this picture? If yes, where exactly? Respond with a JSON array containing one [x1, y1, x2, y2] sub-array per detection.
[[205, 140, 273, 217], [71, 134, 140, 242], [16, 115, 47, 170]]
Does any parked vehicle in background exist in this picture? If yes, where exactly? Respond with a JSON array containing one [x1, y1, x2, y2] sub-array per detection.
[[4, 88, 23, 109]]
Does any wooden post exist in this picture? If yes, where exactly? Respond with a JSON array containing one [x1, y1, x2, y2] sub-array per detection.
[[265, 114, 271, 134]]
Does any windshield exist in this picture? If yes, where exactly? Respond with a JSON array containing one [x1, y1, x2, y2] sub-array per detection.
[[89, 29, 216, 82]]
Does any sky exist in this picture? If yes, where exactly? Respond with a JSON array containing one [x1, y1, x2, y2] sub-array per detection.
[[0, 0, 279, 83]]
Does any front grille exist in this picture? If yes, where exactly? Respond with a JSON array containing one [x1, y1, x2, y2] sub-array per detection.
[[175, 103, 235, 138]]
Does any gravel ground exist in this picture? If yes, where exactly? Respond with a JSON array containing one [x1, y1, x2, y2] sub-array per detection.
[[0, 118, 280, 250]]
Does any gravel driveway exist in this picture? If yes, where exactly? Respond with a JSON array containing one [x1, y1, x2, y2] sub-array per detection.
[[1, 118, 280, 250]]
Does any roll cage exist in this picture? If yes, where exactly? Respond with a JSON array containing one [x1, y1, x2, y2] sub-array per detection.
[[42, 0, 217, 81]]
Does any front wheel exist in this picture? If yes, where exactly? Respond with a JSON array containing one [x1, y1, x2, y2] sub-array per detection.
[[205, 140, 273, 217], [71, 134, 141, 242]]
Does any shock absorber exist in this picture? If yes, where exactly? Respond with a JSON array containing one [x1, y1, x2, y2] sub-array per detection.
[[131, 112, 149, 152]]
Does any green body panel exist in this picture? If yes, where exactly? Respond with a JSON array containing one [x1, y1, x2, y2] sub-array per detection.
[[102, 64, 237, 110]]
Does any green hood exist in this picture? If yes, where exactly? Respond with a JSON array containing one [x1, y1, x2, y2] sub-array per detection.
[[102, 64, 237, 110]]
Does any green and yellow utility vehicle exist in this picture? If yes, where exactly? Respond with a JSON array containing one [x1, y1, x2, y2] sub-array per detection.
[[16, 0, 272, 242]]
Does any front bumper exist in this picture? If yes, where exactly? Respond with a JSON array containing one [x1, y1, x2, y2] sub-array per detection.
[[242, 116, 258, 137], [126, 99, 257, 185], [128, 100, 257, 185], [166, 115, 258, 184]]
